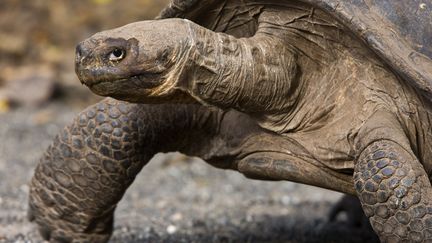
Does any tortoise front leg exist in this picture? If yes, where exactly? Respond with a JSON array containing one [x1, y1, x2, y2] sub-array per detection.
[[28, 98, 230, 242], [355, 139, 432, 242]]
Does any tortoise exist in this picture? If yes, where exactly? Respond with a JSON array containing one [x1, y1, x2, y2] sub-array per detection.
[[28, 0, 432, 242]]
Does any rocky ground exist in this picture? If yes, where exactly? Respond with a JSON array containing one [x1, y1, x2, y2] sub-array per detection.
[[0, 97, 379, 243]]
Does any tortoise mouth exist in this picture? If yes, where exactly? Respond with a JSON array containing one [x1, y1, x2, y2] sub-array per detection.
[[87, 72, 163, 89], [85, 72, 165, 97]]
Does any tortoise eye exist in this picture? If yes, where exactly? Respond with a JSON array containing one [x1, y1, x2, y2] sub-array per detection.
[[108, 48, 125, 62]]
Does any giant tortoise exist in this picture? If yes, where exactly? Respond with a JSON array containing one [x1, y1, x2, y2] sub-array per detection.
[[28, 0, 432, 242]]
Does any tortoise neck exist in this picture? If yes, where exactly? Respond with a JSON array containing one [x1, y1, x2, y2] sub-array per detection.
[[181, 21, 302, 118]]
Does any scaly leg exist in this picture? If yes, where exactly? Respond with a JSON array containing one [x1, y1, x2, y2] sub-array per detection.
[[29, 97, 358, 242], [355, 139, 432, 242], [29, 98, 245, 242]]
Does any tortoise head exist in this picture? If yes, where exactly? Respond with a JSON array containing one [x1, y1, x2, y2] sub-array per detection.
[[75, 19, 194, 103]]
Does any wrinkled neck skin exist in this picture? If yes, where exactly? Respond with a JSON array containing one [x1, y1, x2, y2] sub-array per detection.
[[181, 22, 300, 114], [170, 6, 369, 133]]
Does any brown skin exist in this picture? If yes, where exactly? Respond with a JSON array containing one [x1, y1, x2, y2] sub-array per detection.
[[29, 2, 432, 242]]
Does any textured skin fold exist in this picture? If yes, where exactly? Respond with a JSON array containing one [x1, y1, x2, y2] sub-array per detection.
[[160, 0, 432, 100]]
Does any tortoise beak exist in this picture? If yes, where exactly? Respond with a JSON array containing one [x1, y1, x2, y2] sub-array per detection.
[[75, 43, 87, 67], [75, 42, 94, 86], [74, 41, 117, 87]]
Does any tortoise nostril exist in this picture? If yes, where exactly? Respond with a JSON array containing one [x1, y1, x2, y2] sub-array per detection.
[[75, 44, 87, 62]]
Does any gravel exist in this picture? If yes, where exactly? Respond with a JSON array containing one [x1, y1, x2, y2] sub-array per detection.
[[0, 102, 379, 243]]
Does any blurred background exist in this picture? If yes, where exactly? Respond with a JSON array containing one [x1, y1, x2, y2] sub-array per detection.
[[0, 1, 378, 242], [0, 0, 168, 110]]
